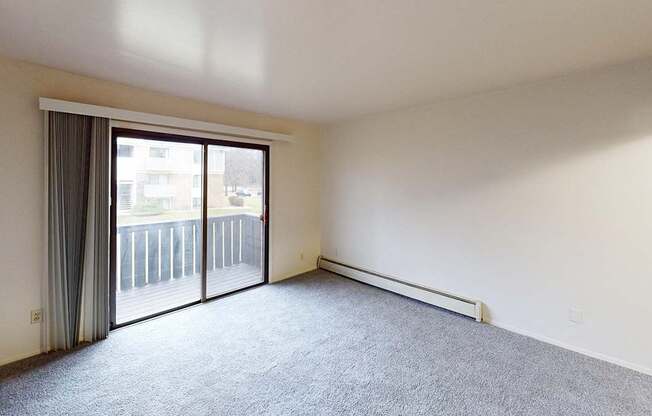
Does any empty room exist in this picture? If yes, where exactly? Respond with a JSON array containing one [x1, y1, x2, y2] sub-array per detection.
[[1, 1, 651, 415]]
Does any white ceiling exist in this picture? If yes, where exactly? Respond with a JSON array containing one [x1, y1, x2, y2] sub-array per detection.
[[1, 1, 652, 123]]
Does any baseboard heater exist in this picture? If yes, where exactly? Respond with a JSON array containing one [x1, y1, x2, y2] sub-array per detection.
[[318, 257, 483, 322]]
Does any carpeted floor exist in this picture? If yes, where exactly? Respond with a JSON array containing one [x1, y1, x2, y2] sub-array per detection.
[[1, 269, 651, 415]]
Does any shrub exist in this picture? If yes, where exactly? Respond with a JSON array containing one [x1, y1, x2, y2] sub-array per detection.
[[228, 195, 244, 207]]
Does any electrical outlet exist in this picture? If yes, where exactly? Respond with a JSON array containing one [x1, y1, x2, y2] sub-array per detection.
[[569, 307, 583, 324], [31, 309, 42, 324]]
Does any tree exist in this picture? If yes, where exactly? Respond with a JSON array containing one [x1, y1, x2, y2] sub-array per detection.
[[223, 149, 262, 194]]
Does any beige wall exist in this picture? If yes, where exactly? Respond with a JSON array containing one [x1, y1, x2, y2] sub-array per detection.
[[0, 55, 321, 365], [322, 58, 652, 374]]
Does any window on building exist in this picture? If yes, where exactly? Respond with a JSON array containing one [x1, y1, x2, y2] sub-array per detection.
[[193, 174, 201, 188], [209, 148, 224, 168], [193, 149, 202, 164], [149, 147, 169, 158], [148, 174, 168, 185], [192, 197, 201, 208], [117, 144, 134, 158], [160, 197, 173, 210], [118, 182, 133, 210]]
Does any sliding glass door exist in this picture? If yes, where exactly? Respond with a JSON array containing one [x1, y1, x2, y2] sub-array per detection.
[[110, 130, 268, 328], [206, 145, 265, 297]]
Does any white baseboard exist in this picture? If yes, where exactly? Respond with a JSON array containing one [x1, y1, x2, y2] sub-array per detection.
[[0, 349, 42, 367], [488, 319, 652, 376]]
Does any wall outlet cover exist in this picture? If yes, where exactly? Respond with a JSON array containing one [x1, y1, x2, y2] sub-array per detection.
[[569, 307, 584, 324], [31, 309, 42, 324]]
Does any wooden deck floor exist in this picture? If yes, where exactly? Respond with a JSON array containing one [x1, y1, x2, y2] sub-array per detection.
[[116, 263, 263, 324]]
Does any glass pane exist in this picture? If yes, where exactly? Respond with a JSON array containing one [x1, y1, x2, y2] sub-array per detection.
[[115, 137, 203, 324], [206, 145, 264, 297]]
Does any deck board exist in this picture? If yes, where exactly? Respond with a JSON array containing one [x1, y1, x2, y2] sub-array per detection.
[[116, 263, 263, 324]]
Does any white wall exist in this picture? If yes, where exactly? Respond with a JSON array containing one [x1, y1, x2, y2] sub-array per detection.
[[321, 59, 652, 374], [0, 56, 321, 365]]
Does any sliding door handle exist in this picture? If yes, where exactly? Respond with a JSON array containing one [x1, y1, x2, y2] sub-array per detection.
[[260, 206, 268, 225]]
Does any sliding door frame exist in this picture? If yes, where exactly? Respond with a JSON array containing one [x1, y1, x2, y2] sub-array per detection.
[[109, 128, 270, 329]]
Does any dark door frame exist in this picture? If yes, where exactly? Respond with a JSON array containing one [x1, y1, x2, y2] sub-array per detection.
[[109, 128, 270, 329]]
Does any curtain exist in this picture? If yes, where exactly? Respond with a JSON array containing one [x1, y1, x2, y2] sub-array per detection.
[[47, 111, 110, 350], [80, 117, 110, 342]]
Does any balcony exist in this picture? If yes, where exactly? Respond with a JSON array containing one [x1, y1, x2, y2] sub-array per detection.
[[145, 157, 174, 171], [115, 213, 263, 324], [143, 184, 176, 198]]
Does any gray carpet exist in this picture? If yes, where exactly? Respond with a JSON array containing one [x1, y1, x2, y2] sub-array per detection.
[[1, 270, 650, 415]]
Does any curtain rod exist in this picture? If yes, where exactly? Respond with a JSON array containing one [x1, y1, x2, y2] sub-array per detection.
[[39, 97, 294, 143]]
